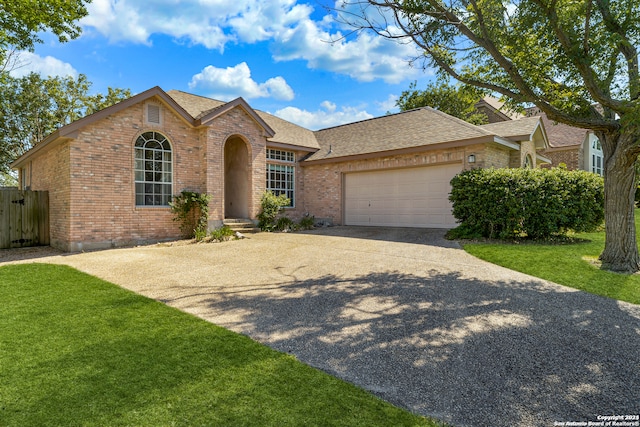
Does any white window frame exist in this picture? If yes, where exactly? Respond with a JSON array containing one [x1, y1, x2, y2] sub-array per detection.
[[590, 136, 604, 176], [266, 149, 295, 207], [134, 131, 173, 206]]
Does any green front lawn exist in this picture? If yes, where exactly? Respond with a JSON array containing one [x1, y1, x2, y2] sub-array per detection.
[[0, 264, 438, 427], [463, 213, 640, 305]]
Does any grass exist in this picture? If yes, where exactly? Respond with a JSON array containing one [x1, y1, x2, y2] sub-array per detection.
[[462, 213, 640, 305], [0, 264, 440, 427]]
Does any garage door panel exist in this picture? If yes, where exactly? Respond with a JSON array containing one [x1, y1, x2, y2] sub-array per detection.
[[344, 164, 461, 228]]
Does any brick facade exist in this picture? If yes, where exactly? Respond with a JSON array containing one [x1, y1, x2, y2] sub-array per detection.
[[21, 96, 272, 251], [540, 147, 582, 170]]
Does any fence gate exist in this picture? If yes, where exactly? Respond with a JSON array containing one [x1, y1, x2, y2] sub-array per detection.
[[0, 189, 49, 249]]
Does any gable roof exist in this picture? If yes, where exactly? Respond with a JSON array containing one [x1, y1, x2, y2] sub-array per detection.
[[11, 86, 196, 169], [166, 90, 319, 150], [475, 96, 524, 121], [306, 107, 502, 163], [526, 108, 590, 149], [12, 87, 549, 170], [479, 116, 548, 149]]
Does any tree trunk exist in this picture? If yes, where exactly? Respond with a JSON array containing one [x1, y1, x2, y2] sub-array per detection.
[[599, 130, 640, 273]]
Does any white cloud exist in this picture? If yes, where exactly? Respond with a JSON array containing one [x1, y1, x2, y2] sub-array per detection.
[[376, 94, 399, 112], [271, 18, 420, 83], [80, 0, 421, 83], [274, 101, 373, 130], [189, 62, 294, 101], [9, 51, 78, 78]]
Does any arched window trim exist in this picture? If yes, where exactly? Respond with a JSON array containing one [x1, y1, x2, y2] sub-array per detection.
[[134, 131, 173, 206]]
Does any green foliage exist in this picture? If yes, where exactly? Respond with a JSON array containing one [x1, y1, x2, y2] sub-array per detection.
[[0, 264, 437, 426], [0, 72, 131, 173], [257, 191, 290, 231], [396, 79, 489, 125], [0, 0, 89, 53], [449, 168, 604, 239], [169, 191, 211, 239], [298, 215, 315, 230], [209, 225, 235, 242], [275, 216, 296, 232]]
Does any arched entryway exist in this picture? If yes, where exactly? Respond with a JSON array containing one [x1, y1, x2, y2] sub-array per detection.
[[224, 136, 250, 219]]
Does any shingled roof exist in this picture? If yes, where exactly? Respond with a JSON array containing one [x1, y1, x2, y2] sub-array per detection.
[[167, 90, 319, 150], [538, 114, 588, 149], [307, 107, 499, 162]]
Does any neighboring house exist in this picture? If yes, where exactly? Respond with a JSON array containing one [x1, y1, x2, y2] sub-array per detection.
[[475, 96, 524, 123], [477, 97, 604, 175], [525, 107, 604, 175], [11, 87, 550, 251]]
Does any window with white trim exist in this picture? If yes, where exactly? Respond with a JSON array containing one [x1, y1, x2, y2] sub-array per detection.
[[267, 149, 295, 162], [134, 131, 172, 206], [591, 137, 603, 176], [266, 149, 295, 207]]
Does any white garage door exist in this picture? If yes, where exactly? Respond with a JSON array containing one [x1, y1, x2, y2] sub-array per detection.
[[344, 163, 462, 228]]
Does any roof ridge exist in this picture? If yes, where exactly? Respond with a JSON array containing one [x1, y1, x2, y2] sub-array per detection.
[[314, 107, 442, 134], [423, 106, 497, 136], [167, 89, 225, 104]]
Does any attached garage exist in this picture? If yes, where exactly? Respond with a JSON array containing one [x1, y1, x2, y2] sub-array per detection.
[[343, 163, 462, 228]]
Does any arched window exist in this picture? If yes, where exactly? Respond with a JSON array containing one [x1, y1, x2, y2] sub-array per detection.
[[524, 154, 533, 168], [134, 131, 172, 206]]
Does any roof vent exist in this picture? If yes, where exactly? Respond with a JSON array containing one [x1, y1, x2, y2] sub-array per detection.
[[147, 104, 161, 124]]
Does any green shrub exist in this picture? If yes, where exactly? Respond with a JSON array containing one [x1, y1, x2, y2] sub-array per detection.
[[194, 228, 208, 242], [298, 215, 315, 230], [275, 216, 296, 232], [169, 191, 212, 239], [257, 191, 290, 231], [210, 225, 235, 242], [449, 167, 604, 239]]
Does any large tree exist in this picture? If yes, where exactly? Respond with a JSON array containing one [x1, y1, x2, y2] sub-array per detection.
[[0, 72, 131, 174], [341, 0, 640, 272], [397, 79, 489, 124]]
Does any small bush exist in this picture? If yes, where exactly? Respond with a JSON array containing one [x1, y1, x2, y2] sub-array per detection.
[[169, 191, 211, 238], [276, 216, 296, 232], [298, 215, 315, 230], [257, 191, 290, 231], [194, 228, 208, 242], [210, 225, 235, 242], [449, 167, 604, 239]]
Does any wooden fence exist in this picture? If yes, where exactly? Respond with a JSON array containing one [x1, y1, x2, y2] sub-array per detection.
[[0, 188, 49, 249]]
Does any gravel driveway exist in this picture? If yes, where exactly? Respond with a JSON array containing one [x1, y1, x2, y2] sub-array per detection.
[[4, 227, 639, 427]]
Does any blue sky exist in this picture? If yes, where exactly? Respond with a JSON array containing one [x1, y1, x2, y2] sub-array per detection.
[[11, 0, 436, 130]]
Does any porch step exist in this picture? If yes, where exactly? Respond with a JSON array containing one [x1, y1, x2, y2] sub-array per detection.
[[223, 218, 260, 234]]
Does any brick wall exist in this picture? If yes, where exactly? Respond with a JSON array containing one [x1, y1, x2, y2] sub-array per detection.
[[204, 107, 268, 224], [27, 141, 72, 249], [540, 147, 581, 170]]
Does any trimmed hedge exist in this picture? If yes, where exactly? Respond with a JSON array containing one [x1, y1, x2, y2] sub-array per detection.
[[449, 167, 604, 239]]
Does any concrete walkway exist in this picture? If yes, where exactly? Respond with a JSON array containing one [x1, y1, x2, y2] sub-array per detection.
[[5, 227, 639, 427]]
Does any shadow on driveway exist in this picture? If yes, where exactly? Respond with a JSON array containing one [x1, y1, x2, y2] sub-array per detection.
[[300, 226, 461, 249], [163, 266, 640, 427]]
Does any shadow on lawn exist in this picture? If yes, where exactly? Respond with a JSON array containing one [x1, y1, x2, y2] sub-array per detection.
[[173, 268, 640, 427]]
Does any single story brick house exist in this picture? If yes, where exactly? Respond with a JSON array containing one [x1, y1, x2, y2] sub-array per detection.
[[11, 87, 550, 251]]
